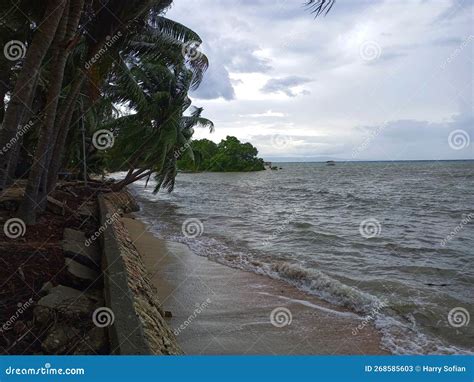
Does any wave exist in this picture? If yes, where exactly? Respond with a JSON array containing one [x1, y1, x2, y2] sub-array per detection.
[[128, 177, 474, 356], [265, 262, 380, 314]]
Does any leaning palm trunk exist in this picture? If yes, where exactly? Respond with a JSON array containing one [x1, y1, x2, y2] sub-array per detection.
[[46, 73, 85, 193], [19, 0, 85, 223], [0, 0, 66, 191]]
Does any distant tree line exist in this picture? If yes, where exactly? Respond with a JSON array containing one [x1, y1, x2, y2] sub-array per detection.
[[178, 136, 265, 172]]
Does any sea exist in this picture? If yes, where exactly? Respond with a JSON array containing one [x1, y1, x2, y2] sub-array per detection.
[[123, 160, 473, 354]]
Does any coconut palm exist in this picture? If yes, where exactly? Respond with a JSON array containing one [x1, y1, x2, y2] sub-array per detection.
[[100, 57, 213, 191], [0, 0, 67, 191], [16, 0, 209, 222], [45, 11, 209, 194]]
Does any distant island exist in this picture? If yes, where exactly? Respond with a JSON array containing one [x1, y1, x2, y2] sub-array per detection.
[[178, 136, 265, 172]]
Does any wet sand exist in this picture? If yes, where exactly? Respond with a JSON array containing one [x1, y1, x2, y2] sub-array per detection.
[[122, 216, 387, 355]]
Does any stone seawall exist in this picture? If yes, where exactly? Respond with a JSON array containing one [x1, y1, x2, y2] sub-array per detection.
[[99, 191, 182, 355]]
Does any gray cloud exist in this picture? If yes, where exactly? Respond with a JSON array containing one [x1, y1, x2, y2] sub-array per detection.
[[261, 76, 314, 97], [168, 0, 473, 160], [192, 62, 235, 100]]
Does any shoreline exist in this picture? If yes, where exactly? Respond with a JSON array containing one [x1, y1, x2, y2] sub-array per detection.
[[122, 215, 388, 355]]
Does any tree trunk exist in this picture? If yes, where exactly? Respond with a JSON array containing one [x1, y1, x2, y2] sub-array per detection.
[[0, 0, 67, 191], [111, 169, 153, 191], [18, 2, 70, 223], [46, 72, 85, 193], [19, 0, 85, 223], [6, 73, 40, 183]]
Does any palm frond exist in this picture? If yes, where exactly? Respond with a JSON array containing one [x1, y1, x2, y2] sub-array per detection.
[[305, 0, 335, 17]]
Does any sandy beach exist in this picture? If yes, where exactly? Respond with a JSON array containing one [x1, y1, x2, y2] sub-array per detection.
[[122, 216, 387, 355]]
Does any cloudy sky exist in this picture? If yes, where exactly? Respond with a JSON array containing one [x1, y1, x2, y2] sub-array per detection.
[[167, 0, 473, 161]]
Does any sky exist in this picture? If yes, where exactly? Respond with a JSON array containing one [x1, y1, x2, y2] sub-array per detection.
[[167, 0, 473, 161]]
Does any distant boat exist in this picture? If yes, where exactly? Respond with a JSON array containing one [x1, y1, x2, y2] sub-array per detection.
[[326, 161, 336, 166]]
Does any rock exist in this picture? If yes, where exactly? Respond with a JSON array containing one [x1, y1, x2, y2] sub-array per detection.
[[35, 285, 99, 320], [33, 306, 53, 325], [42, 323, 80, 354], [0, 187, 24, 211], [46, 196, 65, 215], [39, 281, 53, 296], [74, 327, 108, 354], [65, 258, 100, 288], [62, 228, 100, 268], [78, 203, 96, 219], [105, 191, 139, 213]]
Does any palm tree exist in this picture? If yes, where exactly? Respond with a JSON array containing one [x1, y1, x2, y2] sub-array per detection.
[[19, 0, 85, 223], [15, 0, 207, 223], [101, 57, 213, 191], [47, 10, 209, 195], [0, 0, 67, 191]]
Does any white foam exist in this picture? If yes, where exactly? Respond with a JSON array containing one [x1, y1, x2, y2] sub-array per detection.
[[258, 291, 362, 320]]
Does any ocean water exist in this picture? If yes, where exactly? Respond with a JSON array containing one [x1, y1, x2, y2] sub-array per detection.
[[125, 161, 474, 354]]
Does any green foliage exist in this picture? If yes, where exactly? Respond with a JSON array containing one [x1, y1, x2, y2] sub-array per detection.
[[178, 136, 265, 172]]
